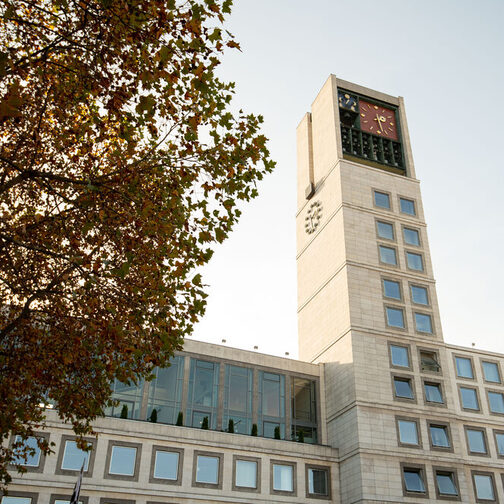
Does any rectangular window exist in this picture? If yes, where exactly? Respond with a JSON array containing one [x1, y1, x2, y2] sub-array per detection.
[[109, 445, 137, 476], [307, 467, 329, 497], [415, 313, 433, 333], [419, 350, 441, 373], [400, 197, 416, 215], [488, 391, 504, 414], [397, 419, 419, 446], [393, 377, 414, 400], [460, 386, 479, 410], [383, 279, 401, 300], [466, 428, 488, 455], [291, 378, 317, 444], [377, 221, 394, 240], [406, 251, 423, 271], [374, 190, 391, 209], [429, 424, 451, 449], [258, 372, 286, 438], [12, 436, 41, 467], [196, 455, 219, 484], [482, 361, 501, 383], [424, 382, 443, 404], [435, 470, 459, 497], [402, 467, 426, 494], [223, 365, 253, 435], [403, 227, 420, 246], [455, 356, 474, 379], [272, 463, 294, 492], [386, 307, 405, 328], [1, 498, 32, 504], [411, 285, 429, 305], [472, 472, 496, 501], [235, 459, 257, 489], [61, 441, 90, 471], [390, 344, 410, 368], [153, 450, 179, 480], [494, 431, 504, 456], [379, 245, 397, 265]]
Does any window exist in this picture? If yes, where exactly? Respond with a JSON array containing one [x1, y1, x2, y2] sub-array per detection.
[[383, 279, 401, 300], [1, 498, 33, 504], [403, 227, 420, 246], [406, 251, 423, 271], [105, 378, 144, 419], [291, 378, 318, 443], [466, 427, 488, 455], [488, 391, 504, 414], [494, 431, 504, 456], [472, 472, 496, 502], [397, 418, 419, 446], [424, 382, 443, 404], [482, 361, 501, 383], [419, 350, 441, 373], [259, 372, 285, 438], [223, 365, 253, 435], [460, 386, 479, 410], [108, 445, 137, 476], [51, 495, 88, 504], [415, 313, 433, 333], [377, 221, 394, 240], [402, 466, 426, 495], [153, 449, 180, 481], [12, 436, 41, 467], [234, 457, 259, 490], [410, 285, 428, 305], [195, 453, 221, 486], [272, 462, 295, 493], [379, 245, 398, 265], [389, 344, 410, 368], [374, 190, 390, 209], [393, 377, 414, 400], [455, 356, 474, 379], [307, 466, 330, 497], [61, 441, 90, 471], [429, 423, 451, 449], [400, 197, 416, 215], [386, 307, 405, 328], [435, 470, 459, 498]]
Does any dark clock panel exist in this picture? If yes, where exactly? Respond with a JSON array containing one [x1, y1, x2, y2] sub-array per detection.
[[338, 90, 404, 172]]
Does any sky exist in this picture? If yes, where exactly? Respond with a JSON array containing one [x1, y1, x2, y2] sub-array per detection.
[[190, 0, 504, 358]]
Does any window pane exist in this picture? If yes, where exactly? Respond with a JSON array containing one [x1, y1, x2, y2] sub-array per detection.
[[109, 446, 136, 476], [437, 472, 458, 495], [404, 469, 425, 492], [196, 455, 219, 484], [474, 474, 494, 500], [12, 436, 41, 467], [386, 307, 404, 328], [483, 362, 501, 383], [292, 378, 316, 422], [467, 429, 487, 453], [430, 425, 450, 447], [415, 313, 432, 333], [374, 191, 390, 209], [390, 345, 409, 367], [377, 221, 394, 240], [424, 383, 443, 403], [154, 451, 179, 480], [380, 246, 397, 265], [455, 357, 473, 379], [406, 252, 423, 271], [263, 421, 280, 439], [308, 468, 328, 495], [488, 392, 504, 414], [398, 420, 418, 445], [403, 228, 420, 246], [383, 280, 401, 300], [460, 387, 479, 410], [263, 375, 281, 417], [62, 441, 90, 471], [235, 460, 257, 488], [1, 499, 32, 504], [400, 198, 416, 215], [273, 464, 293, 492], [105, 378, 144, 419], [495, 433, 504, 455], [420, 351, 440, 373], [394, 378, 413, 399], [411, 285, 428, 304]]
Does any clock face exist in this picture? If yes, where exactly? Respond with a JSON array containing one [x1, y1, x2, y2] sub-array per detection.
[[338, 91, 357, 112], [305, 201, 322, 235], [359, 100, 398, 141]]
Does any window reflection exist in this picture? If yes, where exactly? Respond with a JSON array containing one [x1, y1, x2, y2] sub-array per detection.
[[258, 372, 285, 438], [223, 365, 253, 434], [105, 378, 144, 420], [187, 359, 219, 429]]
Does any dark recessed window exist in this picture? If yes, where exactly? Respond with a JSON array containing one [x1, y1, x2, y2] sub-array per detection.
[[429, 424, 450, 448], [420, 350, 441, 373], [488, 391, 504, 414], [436, 471, 458, 497], [308, 467, 329, 496], [397, 419, 419, 445], [482, 361, 501, 383], [424, 382, 443, 403], [400, 197, 416, 215], [455, 356, 474, 379], [394, 377, 414, 399], [415, 313, 432, 333], [380, 245, 398, 265], [374, 191, 391, 209], [403, 468, 425, 493], [383, 279, 401, 300], [460, 387, 479, 410], [411, 285, 428, 305], [466, 428, 487, 454], [377, 221, 394, 240], [403, 227, 420, 246], [406, 252, 423, 271], [386, 307, 405, 328]]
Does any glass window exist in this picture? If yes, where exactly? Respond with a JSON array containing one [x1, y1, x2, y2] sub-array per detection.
[[383, 279, 401, 300], [308, 467, 328, 496], [482, 362, 501, 383], [377, 221, 394, 240], [397, 419, 418, 445], [455, 356, 474, 379], [406, 251, 423, 271], [1, 499, 32, 504], [196, 455, 219, 484], [420, 350, 441, 373], [291, 378, 317, 443], [495, 432, 504, 456], [460, 387, 479, 410], [259, 372, 285, 438], [403, 228, 420, 246], [400, 197, 416, 215], [403, 468, 425, 493], [235, 459, 257, 488], [61, 441, 90, 471], [12, 436, 41, 467], [386, 307, 405, 328], [394, 377, 414, 399], [105, 378, 144, 419], [223, 365, 253, 435], [187, 359, 219, 430], [436, 471, 458, 496], [411, 285, 428, 305], [54, 501, 83, 504], [379, 245, 397, 265], [109, 445, 136, 476], [154, 450, 179, 480], [415, 313, 432, 333], [424, 382, 443, 403], [474, 474, 495, 501], [272, 463, 293, 492], [390, 345, 409, 368], [429, 425, 450, 448], [374, 191, 390, 209], [488, 391, 504, 414], [467, 429, 487, 454]]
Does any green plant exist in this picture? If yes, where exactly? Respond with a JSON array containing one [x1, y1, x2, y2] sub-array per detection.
[[120, 405, 128, 419], [298, 430, 304, 443], [274, 426, 281, 440], [228, 419, 234, 433], [201, 416, 209, 430], [251, 423, 258, 436], [149, 409, 158, 423], [176, 411, 183, 426]]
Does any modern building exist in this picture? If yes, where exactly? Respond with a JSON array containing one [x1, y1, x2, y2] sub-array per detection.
[[3, 76, 504, 504]]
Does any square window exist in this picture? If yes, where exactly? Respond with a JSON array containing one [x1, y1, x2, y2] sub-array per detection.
[[429, 424, 451, 448], [455, 356, 474, 379], [154, 450, 179, 480], [109, 445, 137, 476], [419, 350, 441, 373], [390, 344, 409, 368], [415, 313, 433, 333], [377, 221, 394, 240], [61, 441, 90, 472], [482, 361, 501, 383], [386, 307, 405, 328], [374, 190, 390, 209], [383, 279, 401, 300], [411, 285, 429, 305], [460, 386, 479, 410], [435, 470, 459, 497], [424, 382, 443, 403], [393, 377, 414, 400], [403, 467, 426, 494], [400, 197, 416, 215], [397, 419, 419, 446], [235, 459, 257, 489], [406, 251, 423, 271], [466, 428, 487, 454], [12, 436, 41, 467], [272, 463, 294, 492], [307, 467, 329, 497], [494, 431, 504, 456], [488, 391, 504, 414], [379, 245, 397, 265], [403, 227, 420, 246], [473, 473, 496, 501], [196, 455, 220, 484]]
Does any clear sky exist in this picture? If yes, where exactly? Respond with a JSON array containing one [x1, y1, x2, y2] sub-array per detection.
[[190, 0, 504, 358]]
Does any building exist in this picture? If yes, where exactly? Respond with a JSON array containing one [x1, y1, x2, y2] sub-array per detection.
[[3, 76, 504, 504]]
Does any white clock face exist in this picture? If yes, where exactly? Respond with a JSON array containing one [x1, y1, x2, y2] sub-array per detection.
[[305, 200, 322, 234]]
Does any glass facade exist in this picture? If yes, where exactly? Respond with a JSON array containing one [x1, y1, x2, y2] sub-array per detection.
[[291, 378, 317, 443], [258, 372, 285, 438], [105, 378, 144, 419], [223, 365, 253, 435]]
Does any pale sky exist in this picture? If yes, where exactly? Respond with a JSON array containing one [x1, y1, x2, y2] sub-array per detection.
[[190, 0, 504, 358]]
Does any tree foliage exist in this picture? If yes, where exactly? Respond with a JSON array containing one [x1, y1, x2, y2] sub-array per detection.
[[0, 0, 274, 488]]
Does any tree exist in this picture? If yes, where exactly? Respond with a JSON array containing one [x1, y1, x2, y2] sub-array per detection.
[[119, 405, 128, 419], [149, 408, 157, 423], [201, 416, 209, 430], [251, 423, 257, 436], [227, 418, 234, 433], [176, 411, 184, 426], [0, 0, 274, 488], [274, 426, 281, 440]]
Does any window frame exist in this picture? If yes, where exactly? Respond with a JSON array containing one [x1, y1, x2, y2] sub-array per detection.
[[471, 470, 498, 503], [1, 492, 39, 504], [405, 250, 425, 272], [149, 445, 183, 485], [373, 189, 392, 211], [464, 426, 489, 457], [432, 466, 461, 501], [103, 441, 142, 481], [409, 283, 430, 306], [98, 499, 135, 504], [192, 450, 223, 489], [375, 219, 395, 241], [395, 416, 421, 448], [493, 429, 504, 459], [382, 277, 403, 301], [305, 464, 331, 500], [486, 389, 504, 416], [270, 459, 297, 496], [400, 462, 428, 498], [388, 342, 411, 370], [453, 354, 475, 381], [481, 360, 502, 384], [391, 373, 416, 403], [414, 311, 434, 334], [458, 385, 481, 412], [427, 420, 453, 452], [8, 432, 50, 474], [232, 455, 261, 493], [422, 379, 446, 407], [50, 495, 89, 504], [378, 244, 399, 267], [418, 348, 442, 375], [384, 305, 406, 330], [398, 196, 417, 216], [402, 225, 421, 247], [55, 435, 96, 477]]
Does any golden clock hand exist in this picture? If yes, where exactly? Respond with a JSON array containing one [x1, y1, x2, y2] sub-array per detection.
[[375, 114, 384, 133]]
